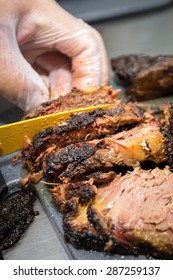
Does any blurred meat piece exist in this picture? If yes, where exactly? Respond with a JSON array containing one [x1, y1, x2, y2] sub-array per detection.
[[111, 54, 173, 101]]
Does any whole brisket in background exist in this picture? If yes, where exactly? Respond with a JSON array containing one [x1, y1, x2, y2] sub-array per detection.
[[111, 54, 173, 101]]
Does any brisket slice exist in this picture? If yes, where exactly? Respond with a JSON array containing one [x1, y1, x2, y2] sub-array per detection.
[[23, 86, 120, 120], [23, 102, 145, 173], [43, 120, 167, 182], [111, 54, 173, 101], [32, 102, 143, 151], [63, 167, 173, 257]]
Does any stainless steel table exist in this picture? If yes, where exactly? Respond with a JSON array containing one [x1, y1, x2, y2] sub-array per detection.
[[1, 6, 173, 260]]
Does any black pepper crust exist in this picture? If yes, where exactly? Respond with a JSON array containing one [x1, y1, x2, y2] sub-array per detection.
[[159, 102, 173, 171], [32, 104, 144, 151], [63, 215, 109, 252], [0, 189, 38, 249], [63, 206, 133, 255], [44, 143, 97, 182]]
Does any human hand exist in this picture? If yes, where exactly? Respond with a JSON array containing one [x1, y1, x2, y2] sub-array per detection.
[[0, 0, 108, 111]]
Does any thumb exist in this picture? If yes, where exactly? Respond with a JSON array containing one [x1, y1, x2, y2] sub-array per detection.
[[0, 26, 49, 112]]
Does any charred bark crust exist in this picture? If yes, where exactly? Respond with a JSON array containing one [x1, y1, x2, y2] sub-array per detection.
[[22, 102, 146, 175], [0, 189, 38, 249], [50, 181, 97, 213], [32, 104, 144, 151], [63, 216, 108, 252], [159, 102, 173, 170]]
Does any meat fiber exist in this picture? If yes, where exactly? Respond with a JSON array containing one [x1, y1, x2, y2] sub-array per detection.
[[111, 54, 173, 101], [23, 86, 120, 120], [63, 167, 173, 258], [43, 120, 167, 182]]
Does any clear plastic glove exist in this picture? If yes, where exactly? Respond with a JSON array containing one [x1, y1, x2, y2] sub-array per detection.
[[0, 0, 108, 111]]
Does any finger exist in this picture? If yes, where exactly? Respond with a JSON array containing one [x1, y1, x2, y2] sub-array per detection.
[[35, 51, 72, 97], [49, 66, 72, 97], [90, 27, 109, 86], [50, 18, 109, 89], [71, 25, 109, 88], [0, 27, 49, 111]]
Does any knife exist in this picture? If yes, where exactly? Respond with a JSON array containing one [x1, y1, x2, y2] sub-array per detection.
[[0, 104, 110, 156]]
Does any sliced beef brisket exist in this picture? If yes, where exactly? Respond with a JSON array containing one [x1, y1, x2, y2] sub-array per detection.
[[63, 167, 173, 257], [43, 120, 167, 182], [20, 84, 173, 259], [31, 102, 144, 151], [23, 102, 145, 174]]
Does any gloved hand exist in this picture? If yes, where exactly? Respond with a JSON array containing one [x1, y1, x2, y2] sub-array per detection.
[[0, 0, 108, 112]]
